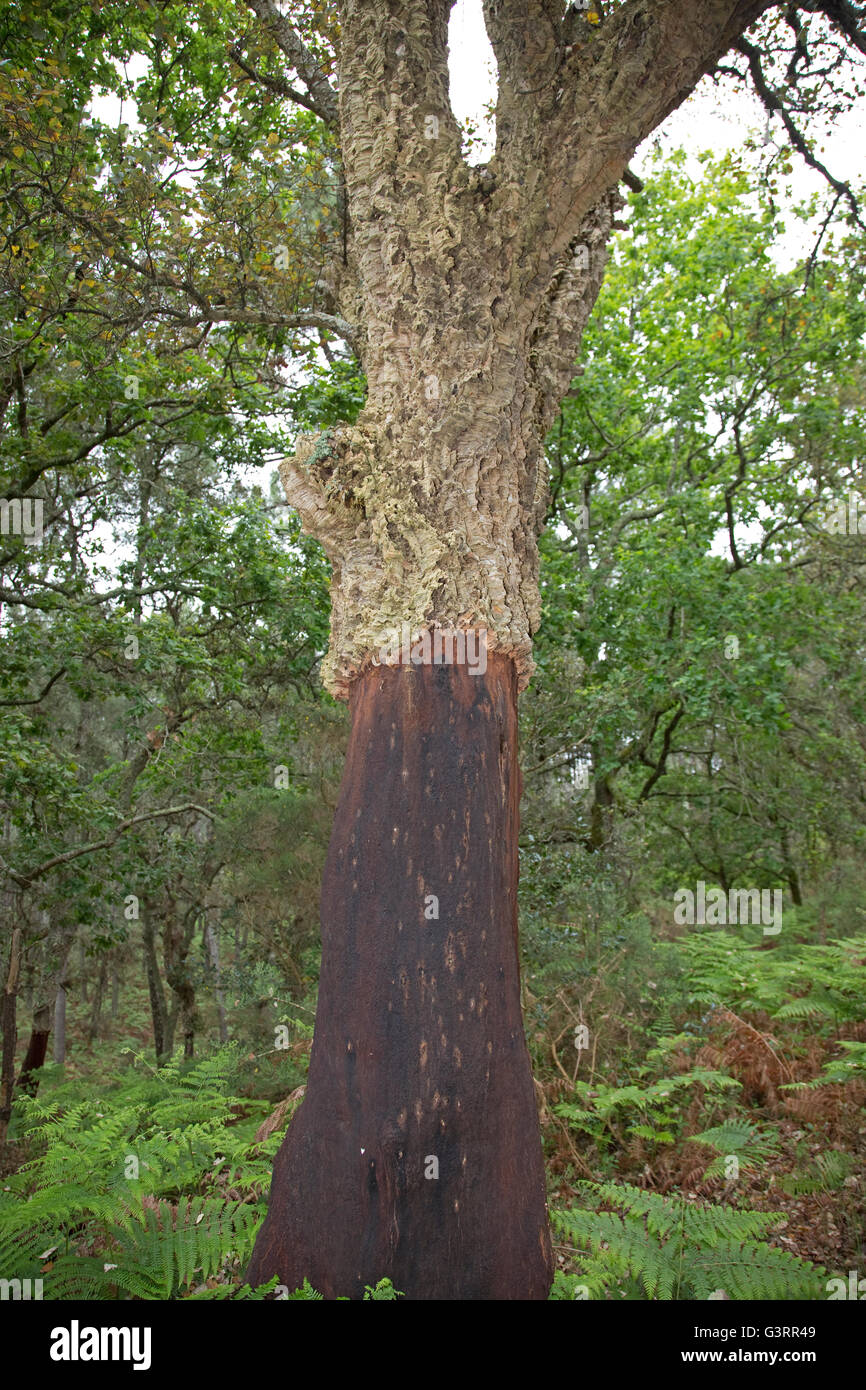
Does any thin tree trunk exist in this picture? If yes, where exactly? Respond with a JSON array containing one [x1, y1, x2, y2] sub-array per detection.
[[164, 910, 196, 1060], [204, 922, 228, 1044], [88, 958, 108, 1043], [587, 770, 615, 852], [780, 827, 803, 906], [18, 1003, 51, 1097], [142, 918, 169, 1061], [181, 998, 195, 1058], [164, 1003, 178, 1058], [53, 982, 67, 1065], [247, 652, 552, 1300], [0, 927, 22, 1146], [110, 963, 120, 1020], [79, 937, 87, 1002]]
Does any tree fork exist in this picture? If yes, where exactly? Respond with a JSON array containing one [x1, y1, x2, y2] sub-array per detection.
[[246, 647, 552, 1299]]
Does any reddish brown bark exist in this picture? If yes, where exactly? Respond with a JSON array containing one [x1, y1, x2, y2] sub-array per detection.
[[18, 1004, 50, 1098], [0, 928, 22, 1145], [247, 648, 552, 1299]]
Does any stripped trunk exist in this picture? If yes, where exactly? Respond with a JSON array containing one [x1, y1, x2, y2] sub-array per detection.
[[247, 653, 550, 1298]]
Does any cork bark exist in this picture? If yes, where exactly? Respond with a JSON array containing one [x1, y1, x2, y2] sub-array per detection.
[[279, 0, 772, 697]]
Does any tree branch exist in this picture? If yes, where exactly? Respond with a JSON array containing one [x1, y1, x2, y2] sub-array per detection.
[[735, 33, 864, 226], [227, 45, 329, 120], [1, 805, 217, 889], [244, 0, 339, 127]]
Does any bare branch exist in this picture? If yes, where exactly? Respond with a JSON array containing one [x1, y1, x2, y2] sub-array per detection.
[[735, 33, 864, 225], [0, 667, 67, 708], [1, 805, 217, 889], [227, 44, 328, 119], [800, 0, 866, 56]]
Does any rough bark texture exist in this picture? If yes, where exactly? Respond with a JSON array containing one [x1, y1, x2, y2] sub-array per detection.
[[275, 0, 771, 699], [246, 651, 551, 1299]]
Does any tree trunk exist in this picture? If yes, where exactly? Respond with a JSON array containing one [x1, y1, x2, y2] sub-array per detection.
[[180, 991, 195, 1059], [0, 928, 22, 1146], [53, 982, 67, 1065], [780, 826, 803, 906], [204, 921, 228, 1045], [50, 940, 73, 1065], [88, 957, 108, 1043], [587, 767, 615, 853], [247, 650, 552, 1300], [110, 963, 120, 1020], [237, 0, 781, 1307], [18, 1003, 51, 1097], [164, 909, 197, 1060], [142, 917, 169, 1061]]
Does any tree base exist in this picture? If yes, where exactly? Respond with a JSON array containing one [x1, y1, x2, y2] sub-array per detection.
[[246, 650, 552, 1299]]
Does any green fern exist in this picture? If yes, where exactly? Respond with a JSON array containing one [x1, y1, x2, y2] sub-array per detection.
[[552, 1181, 826, 1300], [779, 1149, 854, 1196], [783, 1040, 866, 1090], [681, 933, 866, 1027], [554, 1063, 739, 1152], [686, 1119, 782, 1179], [363, 1278, 403, 1300], [0, 1045, 276, 1300]]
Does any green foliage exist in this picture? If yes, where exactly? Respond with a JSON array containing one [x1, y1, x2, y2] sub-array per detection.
[[686, 1119, 782, 1179], [362, 1278, 403, 1301], [554, 1051, 739, 1151], [530, 147, 866, 901], [679, 933, 866, 1026], [778, 1149, 855, 1196], [784, 1040, 866, 1088], [552, 1183, 827, 1300], [0, 1046, 276, 1299]]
